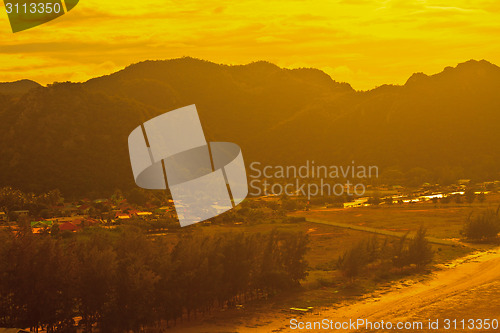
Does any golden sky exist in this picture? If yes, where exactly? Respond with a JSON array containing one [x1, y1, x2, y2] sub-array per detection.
[[1, 0, 500, 90]]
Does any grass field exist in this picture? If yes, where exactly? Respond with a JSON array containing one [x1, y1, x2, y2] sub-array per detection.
[[290, 194, 500, 241]]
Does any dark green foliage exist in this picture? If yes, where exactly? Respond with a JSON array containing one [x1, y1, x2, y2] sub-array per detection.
[[337, 241, 368, 282], [0, 232, 75, 332], [0, 227, 309, 332], [0, 187, 63, 218], [393, 227, 434, 269], [337, 236, 383, 282], [338, 228, 434, 282], [407, 227, 434, 268], [462, 208, 500, 241], [392, 232, 410, 269]]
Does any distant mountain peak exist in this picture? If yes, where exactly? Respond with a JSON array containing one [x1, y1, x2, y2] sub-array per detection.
[[87, 57, 354, 94], [404, 59, 500, 88], [404, 72, 428, 86], [0, 79, 41, 95], [457, 59, 494, 68], [244, 60, 280, 69], [0, 78, 39, 84]]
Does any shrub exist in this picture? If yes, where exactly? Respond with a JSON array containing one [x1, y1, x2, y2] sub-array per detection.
[[462, 208, 500, 241], [407, 226, 433, 269], [337, 242, 367, 282], [393, 227, 433, 270]]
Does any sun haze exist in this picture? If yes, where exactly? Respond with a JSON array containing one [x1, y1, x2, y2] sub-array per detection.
[[1, 0, 500, 90]]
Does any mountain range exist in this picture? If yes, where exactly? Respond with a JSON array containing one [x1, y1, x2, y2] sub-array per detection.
[[0, 58, 499, 196]]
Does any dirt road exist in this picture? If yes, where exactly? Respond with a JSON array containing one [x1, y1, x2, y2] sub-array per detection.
[[168, 248, 500, 332]]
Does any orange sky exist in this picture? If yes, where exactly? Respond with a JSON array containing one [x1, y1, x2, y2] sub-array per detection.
[[1, 0, 500, 90]]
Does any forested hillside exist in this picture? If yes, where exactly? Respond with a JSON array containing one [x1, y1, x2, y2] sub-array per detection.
[[0, 58, 499, 195]]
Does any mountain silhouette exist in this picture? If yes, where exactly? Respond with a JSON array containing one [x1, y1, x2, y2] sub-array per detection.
[[0, 58, 499, 195], [0, 79, 41, 96]]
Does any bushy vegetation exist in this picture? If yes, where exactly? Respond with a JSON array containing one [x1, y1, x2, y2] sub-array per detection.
[[462, 208, 500, 242], [0, 227, 308, 332], [393, 227, 434, 269], [337, 237, 379, 282], [0, 187, 62, 217], [337, 227, 434, 282]]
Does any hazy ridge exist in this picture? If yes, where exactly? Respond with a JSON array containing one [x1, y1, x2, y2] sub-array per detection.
[[0, 58, 499, 195]]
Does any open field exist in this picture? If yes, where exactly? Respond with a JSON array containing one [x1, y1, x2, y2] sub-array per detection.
[[290, 194, 500, 241], [300, 216, 456, 246]]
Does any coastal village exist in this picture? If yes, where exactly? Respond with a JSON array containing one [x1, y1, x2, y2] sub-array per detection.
[[0, 194, 176, 234], [1, 180, 498, 234]]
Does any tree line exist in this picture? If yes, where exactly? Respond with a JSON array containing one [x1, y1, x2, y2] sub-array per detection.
[[0, 227, 309, 332], [0, 187, 62, 218]]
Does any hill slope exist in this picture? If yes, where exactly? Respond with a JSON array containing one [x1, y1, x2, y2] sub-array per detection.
[[0, 58, 499, 195], [0, 79, 41, 95]]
